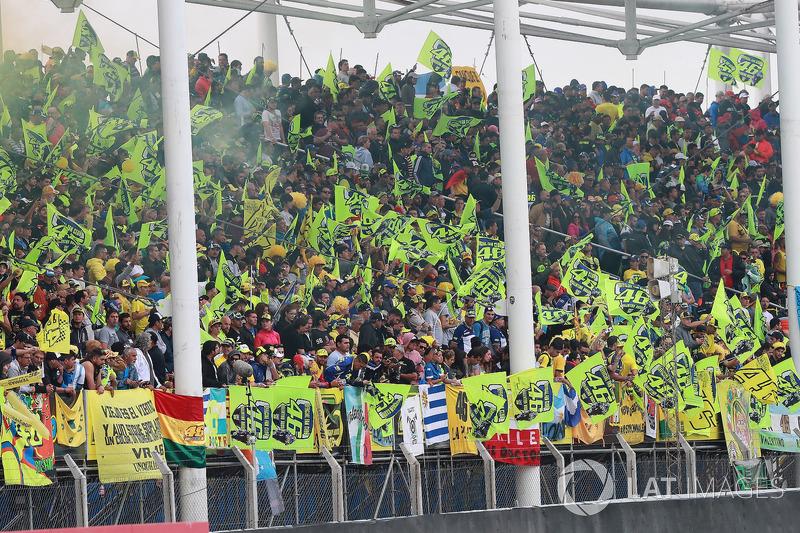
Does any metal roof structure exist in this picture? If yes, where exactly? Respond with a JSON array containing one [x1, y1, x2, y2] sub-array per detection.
[[172, 0, 779, 59]]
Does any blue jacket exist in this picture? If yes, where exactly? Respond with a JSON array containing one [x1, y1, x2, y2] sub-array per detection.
[[413, 152, 436, 187]]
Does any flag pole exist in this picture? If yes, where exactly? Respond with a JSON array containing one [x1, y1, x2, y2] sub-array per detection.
[[775, 1, 800, 371], [493, 0, 539, 507], [156, 0, 207, 522]]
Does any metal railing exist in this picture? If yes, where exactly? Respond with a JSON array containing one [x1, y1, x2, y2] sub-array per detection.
[[2, 440, 797, 531]]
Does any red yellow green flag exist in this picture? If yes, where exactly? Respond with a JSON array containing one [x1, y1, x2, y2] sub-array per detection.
[[153, 391, 206, 468]]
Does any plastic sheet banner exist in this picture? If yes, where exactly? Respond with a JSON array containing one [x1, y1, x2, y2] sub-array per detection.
[[228, 386, 315, 452], [618, 393, 645, 445], [203, 388, 228, 449], [445, 385, 476, 455], [54, 392, 86, 448], [462, 373, 509, 440], [484, 424, 540, 465], [1, 392, 55, 486], [509, 368, 555, 428], [318, 388, 345, 450], [88, 388, 164, 483], [759, 403, 800, 452], [363, 383, 411, 430], [401, 395, 424, 456], [771, 358, 800, 413], [718, 380, 761, 464], [343, 387, 372, 465]]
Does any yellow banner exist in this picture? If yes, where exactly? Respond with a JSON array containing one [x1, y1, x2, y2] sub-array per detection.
[[445, 385, 476, 456], [0, 371, 41, 389], [718, 380, 761, 463], [88, 388, 164, 483], [37, 308, 71, 353], [54, 392, 86, 447], [452, 66, 486, 104], [680, 368, 720, 438], [619, 393, 645, 445], [317, 388, 344, 451], [1, 391, 55, 486]]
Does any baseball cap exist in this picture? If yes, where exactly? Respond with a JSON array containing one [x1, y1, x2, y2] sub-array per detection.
[[465, 309, 476, 318], [19, 317, 39, 330], [689, 233, 701, 242], [15, 331, 35, 344]]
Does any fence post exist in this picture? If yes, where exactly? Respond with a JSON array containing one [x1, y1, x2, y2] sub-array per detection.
[[64, 454, 88, 527], [373, 455, 394, 520], [320, 446, 345, 522], [152, 452, 176, 523], [542, 437, 565, 503], [678, 434, 697, 494], [399, 443, 423, 516], [232, 446, 259, 529], [474, 441, 497, 509], [616, 433, 638, 498]]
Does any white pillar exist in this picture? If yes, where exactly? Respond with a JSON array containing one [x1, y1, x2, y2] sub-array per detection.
[[256, 3, 280, 86], [775, 1, 800, 370], [493, 0, 540, 508], [748, 12, 772, 102], [156, 0, 208, 522]]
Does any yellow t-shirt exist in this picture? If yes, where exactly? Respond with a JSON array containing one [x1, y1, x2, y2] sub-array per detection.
[[595, 102, 619, 121], [618, 353, 638, 379], [701, 334, 729, 358], [552, 354, 566, 376], [623, 269, 646, 284], [131, 299, 152, 334], [726, 219, 749, 253], [537, 353, 551, 368], [774, 250, 786, 283]]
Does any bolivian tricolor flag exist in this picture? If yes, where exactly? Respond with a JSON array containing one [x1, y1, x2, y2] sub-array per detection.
[[154, 391, 206, 468]]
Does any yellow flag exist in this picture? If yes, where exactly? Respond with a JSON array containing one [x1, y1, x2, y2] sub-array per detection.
[[54, 393, 87, 447], [92, 53, 130, 102], [322, 52, 339, 102], [72, 10, 104, 57], [37, 309, 71, 353], [734, 354, 779, 404]]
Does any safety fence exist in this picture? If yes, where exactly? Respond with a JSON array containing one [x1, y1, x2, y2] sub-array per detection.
[[2, 440, 798, 531]]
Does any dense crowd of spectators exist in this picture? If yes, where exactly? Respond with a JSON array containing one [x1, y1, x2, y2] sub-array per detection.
[[0, 36, 788, 401]]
